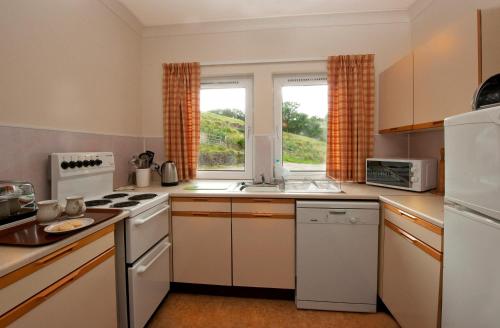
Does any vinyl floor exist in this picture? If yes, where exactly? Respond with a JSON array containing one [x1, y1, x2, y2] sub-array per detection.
[[146, 292, 399, 328]]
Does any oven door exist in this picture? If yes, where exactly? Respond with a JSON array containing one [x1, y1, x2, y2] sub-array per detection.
[[366, 160, 412, 189], [126, 202, 169, 263], [128, 236, 171, 328]]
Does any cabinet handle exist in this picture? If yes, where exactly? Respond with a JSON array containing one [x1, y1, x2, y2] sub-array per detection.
[[137, 242, 171, 274], [252, 213, 273, 217], [192, 212, 210, 216], [253, 199, 273, 203], [35, 244, 76, 265], [192, 198, 209, 202], [398, 209, 417, 221], [134, 205, 169, 226]]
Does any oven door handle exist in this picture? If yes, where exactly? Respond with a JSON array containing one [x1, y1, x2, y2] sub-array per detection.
[[133, 205, 170, 226], [137, 242, 171, 274]]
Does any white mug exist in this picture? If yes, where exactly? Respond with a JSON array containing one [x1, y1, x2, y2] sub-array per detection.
[[65, 196, 86, 217], [37, 200, 62, 223]]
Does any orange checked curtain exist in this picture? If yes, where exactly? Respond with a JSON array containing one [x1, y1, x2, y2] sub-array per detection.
[[326, 55, 375, 182], [162, 62, 201, 181]]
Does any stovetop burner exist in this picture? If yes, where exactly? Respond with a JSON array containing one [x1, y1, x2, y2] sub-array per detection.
[[85, 199, 112, 207], [111, 201, 140, 208], [128, 193, 158, 201], [103, 193, 129, 199]]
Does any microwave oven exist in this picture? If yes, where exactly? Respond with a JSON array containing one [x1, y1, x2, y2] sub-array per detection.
[[366, 158, 437, 192]]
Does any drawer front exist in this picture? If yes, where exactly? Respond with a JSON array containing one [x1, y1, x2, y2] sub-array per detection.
[[2, 249, 116, 328], [172, 197, 231, 212], [382, 222, 441, 328], [383, 203, 443, 251], [128, 237, 171, 328], [232, 198, 294, 215], [126, 203, 169, 263], [172, 215, 232, 286], [0, 227, 114, 316]]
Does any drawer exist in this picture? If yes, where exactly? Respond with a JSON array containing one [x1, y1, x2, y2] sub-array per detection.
[[383, 203, 443, 251], [0, 226, 115, 316], [126, 203, 169, 263], [232, 198, 295, 215], [3, 249, 116, 328], [128, 237, 171, 328], [171, 197, 231, 212]]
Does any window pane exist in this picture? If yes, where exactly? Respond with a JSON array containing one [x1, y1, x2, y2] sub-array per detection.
[[199, 88, 246, 171], [281, 85, 327, 172]]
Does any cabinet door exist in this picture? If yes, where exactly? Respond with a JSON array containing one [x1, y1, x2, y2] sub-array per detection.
[[379, 54, 414, 131], [232, 216, 295, 289], [3, 250, 117, 328], [172, 214, 232, 286], [413, 11, 478, 125], [480, 7, 500, 81], [381, 221, 441, 328]]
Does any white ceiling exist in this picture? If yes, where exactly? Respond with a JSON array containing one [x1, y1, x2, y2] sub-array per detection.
[[118, 0, 418, 26]]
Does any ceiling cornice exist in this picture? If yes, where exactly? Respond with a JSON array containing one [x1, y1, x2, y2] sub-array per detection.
[[99, 0, 143, 34], [142, 10, 411, 38], [408, 0, 435, 21]]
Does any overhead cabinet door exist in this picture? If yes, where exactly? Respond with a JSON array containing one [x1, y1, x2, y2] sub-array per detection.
[[379, 54, 414, 132]]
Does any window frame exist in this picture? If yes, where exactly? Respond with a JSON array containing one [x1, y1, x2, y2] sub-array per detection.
[[273, 74, 328, 179], [197, 76, 253, 180]]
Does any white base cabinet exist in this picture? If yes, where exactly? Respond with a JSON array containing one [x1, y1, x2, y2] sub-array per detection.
[[7, 251, 117, 328]]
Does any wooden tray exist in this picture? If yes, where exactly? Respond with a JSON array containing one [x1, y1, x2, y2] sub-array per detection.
[[0, 208, 123, 247]]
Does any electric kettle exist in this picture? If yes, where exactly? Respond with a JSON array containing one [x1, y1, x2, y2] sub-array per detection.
[[159, 161, 179, 186]]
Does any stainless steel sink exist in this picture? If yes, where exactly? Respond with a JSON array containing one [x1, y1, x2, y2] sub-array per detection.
[[233, 179, 341, 193], [234, 182, 282, 193]]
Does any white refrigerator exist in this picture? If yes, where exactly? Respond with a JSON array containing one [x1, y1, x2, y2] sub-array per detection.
[[442, 104, 500, 328]]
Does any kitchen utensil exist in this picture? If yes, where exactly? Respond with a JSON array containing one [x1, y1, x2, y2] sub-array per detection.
[[146, 150, 155, 166], [65, 195, 86, 218], [37, 200, 63, 224], [136, 168, 151, 187], [472, 73, 500, 110], [160, 161, 179, 186]]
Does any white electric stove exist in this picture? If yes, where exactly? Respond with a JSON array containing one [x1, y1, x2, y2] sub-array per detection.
[[50, 152, 171, 328]]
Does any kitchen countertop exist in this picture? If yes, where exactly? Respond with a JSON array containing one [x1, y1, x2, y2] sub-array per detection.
[[135, 180, 444, 227], [379, 195, 444, 227], [134, 180, 421, 200], [0, 210, 129, 277]]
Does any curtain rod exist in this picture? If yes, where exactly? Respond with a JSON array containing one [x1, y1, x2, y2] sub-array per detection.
[[201, 57, 326, 67]]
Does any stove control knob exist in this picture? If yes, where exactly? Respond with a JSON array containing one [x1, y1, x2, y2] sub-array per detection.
[[96, 159, 103, 166], [60, 161, 69, 170], [76, 160, 83, 168], [89, 160, 96, 166], [83, 160, 90, 167], [69, 161, 76, 169]]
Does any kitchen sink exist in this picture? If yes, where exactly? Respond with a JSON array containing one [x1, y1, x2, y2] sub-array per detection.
[[233, 179, 341, 193]]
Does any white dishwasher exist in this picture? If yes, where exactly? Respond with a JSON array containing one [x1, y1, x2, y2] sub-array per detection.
[[296, 201, 379, 313]]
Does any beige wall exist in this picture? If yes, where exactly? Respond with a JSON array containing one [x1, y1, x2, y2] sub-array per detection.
[[141, 17, 412, 137], [0, 0, 142, 136]]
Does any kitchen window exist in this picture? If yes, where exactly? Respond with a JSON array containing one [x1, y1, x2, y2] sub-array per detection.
[[273, 74, 328, 177], [197, 76, 253, 179]]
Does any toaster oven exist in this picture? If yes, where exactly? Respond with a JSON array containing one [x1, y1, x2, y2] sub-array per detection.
[[366, 158, 437, 192]]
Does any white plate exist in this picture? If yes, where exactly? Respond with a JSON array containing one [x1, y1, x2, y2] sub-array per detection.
[[44, 218, 94, 234]]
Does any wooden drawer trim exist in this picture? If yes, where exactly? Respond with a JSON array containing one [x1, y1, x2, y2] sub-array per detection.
[[172, 211, 231, 218], [385, 220, 442, 262], [0, 225, 115, 289], [171, 197, 231, 203], [231, 198, 294, 204], [232, 213, 295, 220], [379, 120, 444, 134], [0, 247, 115, 327], [384, 204, 443, 235]]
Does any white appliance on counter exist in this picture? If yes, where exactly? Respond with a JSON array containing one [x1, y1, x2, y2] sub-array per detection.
[[366, 158, 437, 192], [442, 105, 500, 328], [51, 152, 170, 328], [296, 201, 379, 312]]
